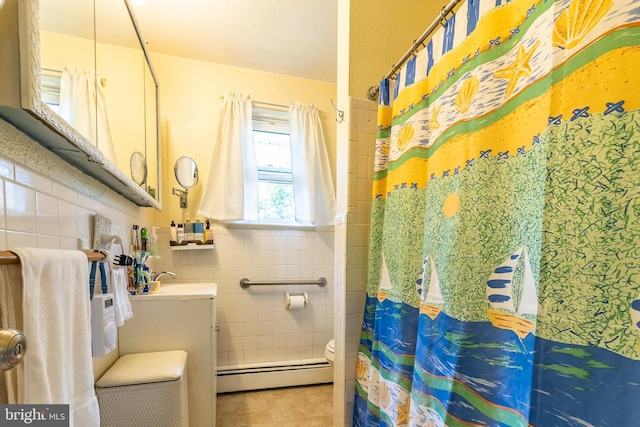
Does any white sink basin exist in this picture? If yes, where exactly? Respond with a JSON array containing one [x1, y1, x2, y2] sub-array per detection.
[[160, 283, 217, 294], [129, 282, 217, 300]]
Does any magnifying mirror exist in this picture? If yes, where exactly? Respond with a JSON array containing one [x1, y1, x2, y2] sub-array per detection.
[[130, 151, 147, 185], [172, 156, 198, 208], [174, 156, 199, 189]]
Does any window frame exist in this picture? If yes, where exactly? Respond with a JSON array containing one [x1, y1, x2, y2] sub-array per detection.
[[248, 104, 306, 228]]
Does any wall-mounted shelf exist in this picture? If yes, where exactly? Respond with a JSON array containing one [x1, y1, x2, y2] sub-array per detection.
[[170, 243, 215, 251]]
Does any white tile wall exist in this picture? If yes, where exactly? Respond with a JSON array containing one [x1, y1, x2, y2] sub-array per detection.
[[333, 97, 377, 427], [0, 119, 145, 379], [149, 225, 335, 368], [1, 118, 336, 380]]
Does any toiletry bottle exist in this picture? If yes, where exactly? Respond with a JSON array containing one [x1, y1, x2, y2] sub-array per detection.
[[194, 222, 204, 243], [184, 213, 193, 241], [194, 216, 204, 243], [204, 220, 213, 244], [141, 227, 148, 252], [132, 225, 140, 252], [170, 221, 177, 243], [177, 223, 184, 244], [149, 226, 159, 256]]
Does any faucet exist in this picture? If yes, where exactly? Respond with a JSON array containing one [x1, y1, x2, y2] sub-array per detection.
[[152, 271, 177, 281]]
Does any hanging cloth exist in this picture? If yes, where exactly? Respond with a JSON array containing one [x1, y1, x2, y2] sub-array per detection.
[[88, 257, 108, 300], [289, 102, 336, 227], [198, 92, 258, 221], [59, 65, 119, 168], [354, 0, 640, 425]]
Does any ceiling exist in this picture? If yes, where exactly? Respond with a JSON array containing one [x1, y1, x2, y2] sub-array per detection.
[[129, 0, 338, 83]]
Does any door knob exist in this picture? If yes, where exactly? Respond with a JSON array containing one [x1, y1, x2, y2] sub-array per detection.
[[0, 328, 27, 371]]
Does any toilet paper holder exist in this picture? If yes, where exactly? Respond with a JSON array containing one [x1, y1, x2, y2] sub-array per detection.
[[285, 292, 308, 309]]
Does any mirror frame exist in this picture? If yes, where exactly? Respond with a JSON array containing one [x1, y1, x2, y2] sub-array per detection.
[[0, 0, 161, 208], [174, 156, 199, 189], [130, 151, 147, 185]]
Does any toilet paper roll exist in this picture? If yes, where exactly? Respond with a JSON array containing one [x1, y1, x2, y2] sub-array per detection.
[[286, 292, 307, 310]]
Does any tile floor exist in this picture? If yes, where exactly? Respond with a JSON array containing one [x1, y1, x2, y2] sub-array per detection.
[[216, 383, 333, 427]]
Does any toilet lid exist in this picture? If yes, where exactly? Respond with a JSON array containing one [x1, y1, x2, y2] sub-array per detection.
[[327, 339, 335, 353]]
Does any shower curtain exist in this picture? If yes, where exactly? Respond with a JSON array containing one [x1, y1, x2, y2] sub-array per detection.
[[354, 0, 640, 426]]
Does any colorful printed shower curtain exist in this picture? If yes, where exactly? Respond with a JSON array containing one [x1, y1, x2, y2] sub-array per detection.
[[354, 0, 640, 425]]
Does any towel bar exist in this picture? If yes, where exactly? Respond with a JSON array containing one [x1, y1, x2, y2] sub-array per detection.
[[0, 250, 106, 265], [240, 277, 327, 289]]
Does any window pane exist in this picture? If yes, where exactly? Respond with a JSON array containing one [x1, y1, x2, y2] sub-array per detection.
[[253, 131, 291, 172], [258, 182, 295, 220]]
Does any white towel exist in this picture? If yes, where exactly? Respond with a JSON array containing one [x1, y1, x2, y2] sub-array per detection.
[[109, 265, 133, 326], [98, 250, 133, 326], [12, 248, 99, 427]]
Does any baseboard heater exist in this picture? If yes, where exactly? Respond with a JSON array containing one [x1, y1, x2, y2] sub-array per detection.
[[216, 358, 333, 393]]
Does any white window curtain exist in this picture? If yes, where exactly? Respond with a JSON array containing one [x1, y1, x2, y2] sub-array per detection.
[[59, 66, 119, 168], [198, 92, 258, 221], [289, 102, 336, 227]]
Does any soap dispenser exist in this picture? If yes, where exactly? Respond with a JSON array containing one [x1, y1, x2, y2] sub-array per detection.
[[149, 227, 159, 256]]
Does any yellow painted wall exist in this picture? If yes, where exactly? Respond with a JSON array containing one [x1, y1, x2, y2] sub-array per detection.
[[348, 0, 452, 98], [145, 52, 337, 226]]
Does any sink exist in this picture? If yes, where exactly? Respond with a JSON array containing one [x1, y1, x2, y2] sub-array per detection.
[[160, 283, 217, 294], [129, 282, 217, 300]]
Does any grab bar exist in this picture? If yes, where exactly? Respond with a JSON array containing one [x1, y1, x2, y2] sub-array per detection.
[[240, 277, 327, 289]]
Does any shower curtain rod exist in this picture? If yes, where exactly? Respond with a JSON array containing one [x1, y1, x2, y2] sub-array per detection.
[[366, 0, 462, 101]]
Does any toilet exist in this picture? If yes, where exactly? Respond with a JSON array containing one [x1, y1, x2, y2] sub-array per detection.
[[96, 350, 189, 427], [325, 339, 335, 366]]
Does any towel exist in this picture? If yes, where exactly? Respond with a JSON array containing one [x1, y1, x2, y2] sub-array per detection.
[[103, 254, 133, 326], [12, 248, 99, 427]]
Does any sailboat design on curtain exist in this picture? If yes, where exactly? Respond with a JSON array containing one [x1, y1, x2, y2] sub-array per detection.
[[377, 253, 393, 303], [487, 246, 538, 338], [418, 256, 444, 319]]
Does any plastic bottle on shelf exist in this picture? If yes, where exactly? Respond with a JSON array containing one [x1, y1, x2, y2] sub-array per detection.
[[170, 221, 177, 243], [184, 213, 194, 241], [204, 220, 213, 244], [177, 223, 185, 244], [194, 221, 204, 243]]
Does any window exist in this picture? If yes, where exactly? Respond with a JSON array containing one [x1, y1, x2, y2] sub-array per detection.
[[41, 71, 61, 113], [252, 105, 295, 222]]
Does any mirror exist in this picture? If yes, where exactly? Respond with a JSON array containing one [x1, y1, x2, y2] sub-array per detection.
[[172, 157, 198, 209], [0, 0, 160, 208], [175, 156, 199, 189], [130, 151, 146, 185]]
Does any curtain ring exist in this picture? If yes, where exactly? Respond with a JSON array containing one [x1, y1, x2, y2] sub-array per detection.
[[330, 98, 345, 124], [440, 7, 449, 27]]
